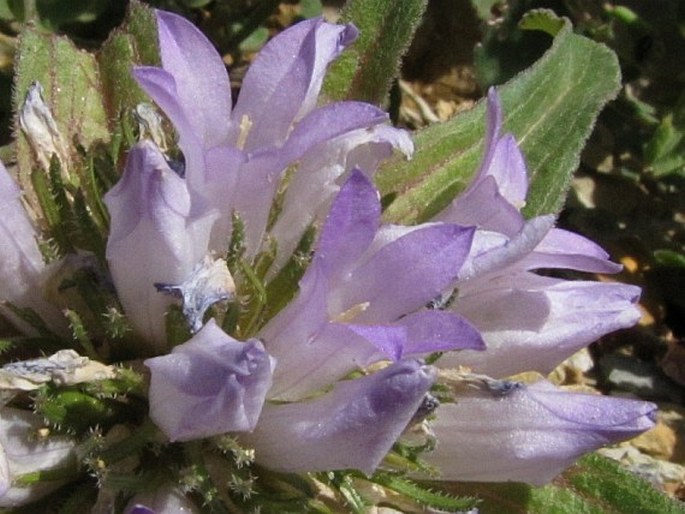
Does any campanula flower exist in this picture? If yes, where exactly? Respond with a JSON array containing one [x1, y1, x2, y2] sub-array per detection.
[[0, 162, 63, 333], [423, 377, 656, 485], [104, 141, 216, 352], [145, 319, 275, 441], [106, 11, 412, 351], [435, 89, 642, 377], [133, 12, 655, 486], [0, 408, 76, 508], [146, 171, 481, 471], [0, 4, 662, 511]]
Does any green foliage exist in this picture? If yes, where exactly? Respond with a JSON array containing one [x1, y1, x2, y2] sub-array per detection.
[[473, 0, 554, 89], [644, 91, 685, 177], [97, 1, 160, 137], [14, 27, 109, 194], [434, 453, 685, 514], [12, 1, 159, 258], [654, 249, 685, 268], [0, 0, 124, 32], [322, 0, 427, 106], [377, 13, 621, 223], [519, 8, 565, 36], [370, 471, 479, 512], [35, 386, 123, 434]]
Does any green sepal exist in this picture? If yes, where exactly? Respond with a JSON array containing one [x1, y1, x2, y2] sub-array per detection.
[[226, 211, 247, 273], [322, 0, 428, 106], [232, 258, 268, 339], [321, 471, 368, 514], [80, 366, 145, 399], [95, 418, 160, 466], [56, 263, 125, 344], [369, 471, 479, 513], [1, 301, 61, 340], [377, 15, 621, 223], [165, 305, 192, 349], [34, 386, 124, 435], [263, 226, 316, 322], [30, 161, 73, 256], [63, 308, 99, 360]]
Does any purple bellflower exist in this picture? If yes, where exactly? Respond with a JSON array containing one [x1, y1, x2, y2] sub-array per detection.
[[411, 89, 655, 482], [104, 141, 216, 351], [258, 170, 483, 401], [106, 11, 412, 351], [0, 408, 76, 508], [0, 163, 64, 334], [117, 10, 657, 486], [145, 319, 275, 441], [435, 89, 642, 377], [423, 378, 656, 485], [146, 170, 482, 471]]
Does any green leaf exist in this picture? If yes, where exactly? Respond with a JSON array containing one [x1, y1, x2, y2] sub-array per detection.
[[322, 0, 427, 106], [97, 0, 159, 128], [654, 249, 685, 268], [36, 0, 112, 29], [430, 454, 684, 514], [13, 0, 158, 227], [519, 9, 566, 37], [644, 114, 685, 176], [300, 0, 323, 19], [377, 17, 621, 223], [644, 89, 685, 177], [14, 27, 110, 194], [370, 471, 479, 512]]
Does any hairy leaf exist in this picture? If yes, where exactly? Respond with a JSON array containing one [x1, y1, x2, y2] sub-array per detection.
[[378, 14, 621, 222], [431, 454, 684, 514], [322, 0, 427, 106]]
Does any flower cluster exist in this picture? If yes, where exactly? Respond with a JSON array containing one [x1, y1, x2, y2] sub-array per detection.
[[0, 8, 656, 511]]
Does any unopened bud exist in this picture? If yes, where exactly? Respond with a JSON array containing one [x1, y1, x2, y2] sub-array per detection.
[[19, 82, 69, 172]]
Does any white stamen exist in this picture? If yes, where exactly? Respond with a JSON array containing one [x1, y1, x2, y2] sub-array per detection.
[[236, 114, 253, 150], [333, 302, 370, 323]]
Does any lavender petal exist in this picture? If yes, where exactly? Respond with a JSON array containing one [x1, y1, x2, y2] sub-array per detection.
[[145, 320, 275, 441], [424, 380, 656, 485], [241, 360, 434, 474]]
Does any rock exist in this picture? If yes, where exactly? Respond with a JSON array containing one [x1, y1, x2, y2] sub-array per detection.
[[661, 338, 685, 386], [631, 419, 678, 460], [598, 353, 682, 402], [549, 347, 595, 386]]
